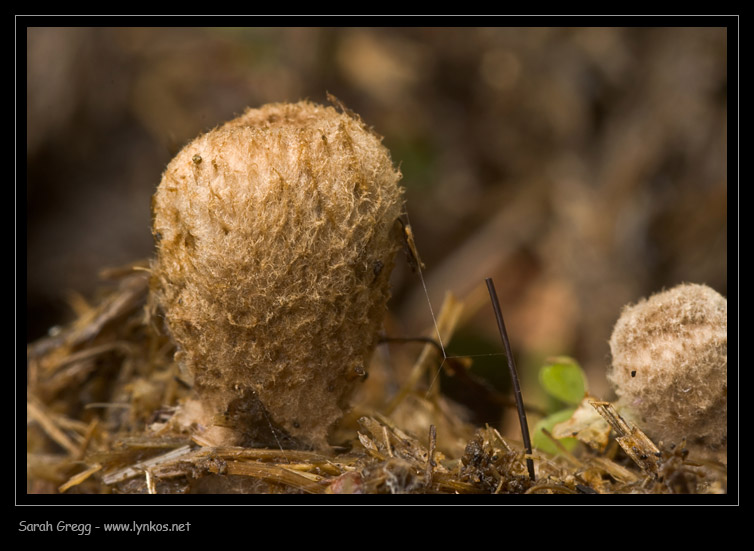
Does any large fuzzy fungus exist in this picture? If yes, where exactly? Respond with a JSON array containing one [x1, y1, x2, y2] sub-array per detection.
[[150, 101, 404, 450], [607, 283, 727, 458]]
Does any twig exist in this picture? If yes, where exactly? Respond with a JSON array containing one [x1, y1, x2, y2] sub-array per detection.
[[426, 424, 437, 488], [102, 444, 194, 485], [27, 397, 80, 456], [485, 278, 536, 481], [58, 463, 102, 493], [589, 400, 662, 477]]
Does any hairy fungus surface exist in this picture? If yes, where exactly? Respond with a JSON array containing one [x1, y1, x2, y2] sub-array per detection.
[[150, 101, 404, 450], [607, 283, 727, 457]]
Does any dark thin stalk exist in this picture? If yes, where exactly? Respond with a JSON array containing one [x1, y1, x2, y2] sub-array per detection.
[[485, 278, 536, 481]]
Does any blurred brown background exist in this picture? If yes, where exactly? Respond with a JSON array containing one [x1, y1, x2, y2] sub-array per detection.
[[26, 26, 728, 405]]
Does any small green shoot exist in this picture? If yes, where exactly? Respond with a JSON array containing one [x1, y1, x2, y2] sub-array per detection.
[[533, 357, 587, 456], [533, 408, 579, 454], [538, 356, 586, 405]]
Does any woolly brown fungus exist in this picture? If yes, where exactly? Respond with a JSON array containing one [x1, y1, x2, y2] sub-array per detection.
[[150, 100, 404, 450], [607, 283, 727, 460]]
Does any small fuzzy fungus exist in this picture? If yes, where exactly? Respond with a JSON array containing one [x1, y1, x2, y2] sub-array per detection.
[[150, 100, 404, 450], [607, 283, 727, 459]]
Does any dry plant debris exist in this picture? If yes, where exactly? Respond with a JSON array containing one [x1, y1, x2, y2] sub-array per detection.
[[26, 265, 727, 494]]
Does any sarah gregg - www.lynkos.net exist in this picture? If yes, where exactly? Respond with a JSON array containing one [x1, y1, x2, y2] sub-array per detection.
[[19, 520, 191, 535]]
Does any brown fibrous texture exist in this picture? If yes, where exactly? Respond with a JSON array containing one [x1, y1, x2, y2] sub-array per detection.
[[607, 283, 727, 455], [150, 101, 404, 450]]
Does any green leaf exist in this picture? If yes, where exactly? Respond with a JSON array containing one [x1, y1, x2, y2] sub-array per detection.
[[538, 356, 586, 405], [532, 408, 579, 455]]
